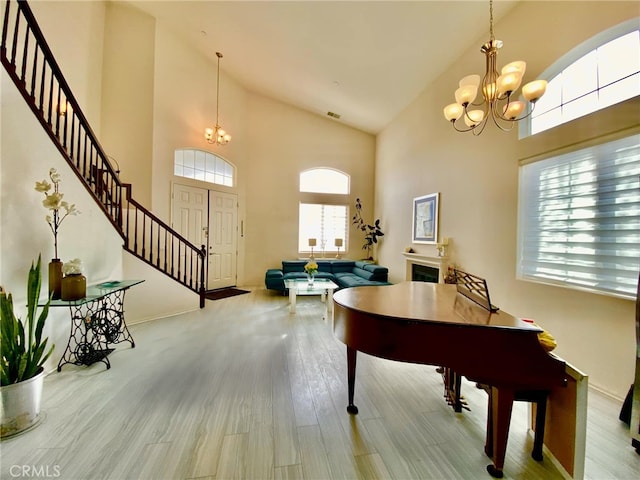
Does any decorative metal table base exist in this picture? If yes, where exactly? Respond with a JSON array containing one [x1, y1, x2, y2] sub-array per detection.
[[49, 280, 142, 372]]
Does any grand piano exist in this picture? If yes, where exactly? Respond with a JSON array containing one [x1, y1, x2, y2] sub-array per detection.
[[332, 281, 567, 478]]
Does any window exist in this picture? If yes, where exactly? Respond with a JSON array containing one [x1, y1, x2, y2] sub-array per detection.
[[300, 168, 349, 194], [525, 22, 639, 136], [298, 168, 350, 254], [298, 203, 348, 253], [517, 134, 640, 299], [174, 149, 234, 187]]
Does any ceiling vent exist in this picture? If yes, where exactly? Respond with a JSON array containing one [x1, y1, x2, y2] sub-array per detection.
[[327, 111, 341, 119]]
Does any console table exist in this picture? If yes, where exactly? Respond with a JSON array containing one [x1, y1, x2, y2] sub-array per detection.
[[46, 280, 144, 371]]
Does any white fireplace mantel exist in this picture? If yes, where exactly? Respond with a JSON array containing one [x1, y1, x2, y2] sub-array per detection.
[[402, 252, 449, 283]]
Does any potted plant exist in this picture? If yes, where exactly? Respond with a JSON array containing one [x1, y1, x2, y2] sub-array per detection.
[[1, 255, 54, 437], [351, 198, 384, 260]]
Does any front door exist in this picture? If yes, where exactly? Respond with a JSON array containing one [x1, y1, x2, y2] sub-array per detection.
[[171, 184, 238, 290], [207, 191, 238, 289]]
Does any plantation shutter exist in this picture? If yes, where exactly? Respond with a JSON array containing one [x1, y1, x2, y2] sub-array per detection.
[[518, 134, 640, 298]]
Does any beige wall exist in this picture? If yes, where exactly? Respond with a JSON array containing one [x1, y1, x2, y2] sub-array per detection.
[[244, 93, 376, 285], [101, 1, 155, 205], [3, 1, 637, 399], [375, 1, 640, 399], [108, 7, 375, 313]]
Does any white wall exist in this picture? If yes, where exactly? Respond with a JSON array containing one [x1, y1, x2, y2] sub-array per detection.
[[0, 0, 124, 375], [375, 1, 640, 399]]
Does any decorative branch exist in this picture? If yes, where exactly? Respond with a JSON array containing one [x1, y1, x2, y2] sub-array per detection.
[[351, 198, 384, 260]]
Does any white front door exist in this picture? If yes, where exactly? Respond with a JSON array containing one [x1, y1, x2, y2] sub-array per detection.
[[172, 182, 208, 251], [171, 184, 238, 290], [207, 191, 238, 289]]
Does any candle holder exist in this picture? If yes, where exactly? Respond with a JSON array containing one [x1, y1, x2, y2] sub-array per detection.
[[436, 237, 450, 257]]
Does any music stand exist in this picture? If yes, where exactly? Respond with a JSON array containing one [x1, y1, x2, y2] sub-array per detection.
[[453, 269, 499, 312]]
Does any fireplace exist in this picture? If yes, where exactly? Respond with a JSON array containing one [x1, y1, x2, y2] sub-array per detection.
[[412, 263, 439, 283], [402, 252, 448, 283]]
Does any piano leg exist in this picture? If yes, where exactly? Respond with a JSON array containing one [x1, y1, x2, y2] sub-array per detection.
[[486, 386, 515, 479], [346, 346, 359, 414], [485, 390, 494, 458], [531, 395, 547, 461]]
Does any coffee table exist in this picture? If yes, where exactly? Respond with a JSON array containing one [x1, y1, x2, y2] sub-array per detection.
[[284, 278, 339, 315]]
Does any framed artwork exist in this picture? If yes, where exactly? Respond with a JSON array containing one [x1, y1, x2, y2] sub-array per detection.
[[412, 193, 439, 243]]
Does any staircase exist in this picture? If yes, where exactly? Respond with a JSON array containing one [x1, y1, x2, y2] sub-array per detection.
[[1, 0, 207, 307]]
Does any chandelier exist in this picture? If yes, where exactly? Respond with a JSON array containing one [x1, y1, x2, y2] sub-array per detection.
[[204, 52, 231, 145], [443, 0, 547, 135]]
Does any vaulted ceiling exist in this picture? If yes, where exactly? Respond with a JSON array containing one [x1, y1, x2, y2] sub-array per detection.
[[126, 1, 519, 134]]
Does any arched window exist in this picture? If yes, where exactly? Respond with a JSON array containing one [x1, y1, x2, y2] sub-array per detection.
[[524, 20, 639, 137], [299, 168, 350, 254], [300, 168, 350, 194], [174, 148, 235, 187]]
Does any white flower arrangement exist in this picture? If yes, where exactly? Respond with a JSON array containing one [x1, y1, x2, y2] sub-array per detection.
[[62, 258, 83, 276], [35, 168, 80, 259]]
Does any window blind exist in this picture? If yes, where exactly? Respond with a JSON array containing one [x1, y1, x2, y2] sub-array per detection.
[[518, 134, 640, 298], [298, 203, 348, 253]]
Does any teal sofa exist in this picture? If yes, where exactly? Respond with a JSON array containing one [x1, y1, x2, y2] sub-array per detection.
[[265, 259, 390, 293]]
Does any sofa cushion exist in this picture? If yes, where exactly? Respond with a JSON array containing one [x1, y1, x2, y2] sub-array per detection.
[[282, 260, 307, 274], [362, 263, 388, 275], [352, 267, 376, 281], [316, 260, 334, 273], [266, 269, 283, 279], [331, 261, 356, 273], [283, 272, 307, 281], [335, 273, 388, 288], [283, 271, 333, 281]]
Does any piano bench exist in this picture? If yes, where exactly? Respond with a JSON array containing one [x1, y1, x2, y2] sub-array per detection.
[[482, 385, 549, 462]]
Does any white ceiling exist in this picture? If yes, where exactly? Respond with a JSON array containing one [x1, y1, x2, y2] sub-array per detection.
[[126, 0, 519, 134]]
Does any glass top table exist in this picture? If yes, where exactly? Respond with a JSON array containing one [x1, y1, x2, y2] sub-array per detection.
[[284, 278, 339, 315], [44, 279, 144, 371], [46, 279, 145, 307]]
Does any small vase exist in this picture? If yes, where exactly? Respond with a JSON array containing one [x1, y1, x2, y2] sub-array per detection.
[[61, 273, 86, 301], [48, 259, 63, 300], [307, 273, 315, 287]]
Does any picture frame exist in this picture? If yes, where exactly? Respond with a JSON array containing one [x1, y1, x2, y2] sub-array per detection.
[[412, 193, 439, 244]]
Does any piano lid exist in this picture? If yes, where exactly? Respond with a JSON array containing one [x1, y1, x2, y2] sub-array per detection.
[[333, 281, 542, 331]]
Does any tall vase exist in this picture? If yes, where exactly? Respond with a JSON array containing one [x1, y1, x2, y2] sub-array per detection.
[[48, 259, 63, 300], [61, 273, 86, 301], [307, 273, 315, 287]]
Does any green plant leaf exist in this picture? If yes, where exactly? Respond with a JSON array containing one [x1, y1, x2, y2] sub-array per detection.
[[26, 256, 42, 347], [16, 355, 28, 383], [34, 301, 50, 346], [1, 256, 52, 384]]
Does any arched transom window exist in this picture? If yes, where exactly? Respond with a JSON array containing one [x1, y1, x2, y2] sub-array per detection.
[[527, 21, 639, 136], [174, 148, 235, 187]]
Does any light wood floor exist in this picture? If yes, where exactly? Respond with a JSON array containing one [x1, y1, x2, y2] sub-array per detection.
[[1, 287, 638, 480]]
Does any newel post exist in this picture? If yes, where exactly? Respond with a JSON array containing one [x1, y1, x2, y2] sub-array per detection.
[[199, 244, 206, 308]]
